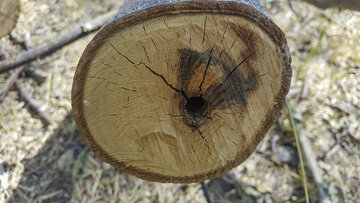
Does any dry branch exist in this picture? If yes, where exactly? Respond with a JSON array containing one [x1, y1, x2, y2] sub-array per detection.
[[201, 181, 212, 203], [0, 9, 118, 74], [299, 133, 331, 203], [3, 31, 53, 124], [15, 82, 54, 125], [0, 34, 33, 104], [288, 101, 331, 203], [0, 66, 26, 103]]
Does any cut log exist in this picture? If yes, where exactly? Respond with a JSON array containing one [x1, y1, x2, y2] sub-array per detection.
[[72, 0, 292, 183], [0, 0, 20, 37]]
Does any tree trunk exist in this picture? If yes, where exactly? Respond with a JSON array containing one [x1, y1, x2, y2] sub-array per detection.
[[72, 0, 292, 183], [0, 0, 20, 37], [301, 0, 360, 11]]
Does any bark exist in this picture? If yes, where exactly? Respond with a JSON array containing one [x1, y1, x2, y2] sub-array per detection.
[[301, 0, 360, 11], [113, 0, 268, 19]]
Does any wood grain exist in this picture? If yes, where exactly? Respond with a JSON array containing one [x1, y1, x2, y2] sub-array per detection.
[[0, 0, 20, 37], [72, 1, 292, 183]]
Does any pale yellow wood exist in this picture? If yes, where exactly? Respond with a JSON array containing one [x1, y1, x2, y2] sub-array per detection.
[[80, 14, 287, 179], [0, 0, 20, 37]]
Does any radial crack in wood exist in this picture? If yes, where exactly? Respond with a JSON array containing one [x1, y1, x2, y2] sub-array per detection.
[[72, 1, 292, 183]]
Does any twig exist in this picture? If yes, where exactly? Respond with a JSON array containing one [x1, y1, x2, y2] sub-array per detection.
[[0, 66, 26, 103], [298, 68, 312, 102], [15, 82, 54, 125], [286, 99, 310, 203], [327, 102, 360, 116], [1, 32, 54, 125], [22, 69, 48, 82], [288, 0, 300, 17], [0, 32, 34, 104], [201, 181, 212, 203], [299, 133, 332, 203], [9, 31, 33, 50], [0, 9, 119, 74], [287, 100, 332, 203]]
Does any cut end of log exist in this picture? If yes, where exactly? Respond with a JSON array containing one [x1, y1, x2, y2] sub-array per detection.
[[0, 0, 20, 37], [72, 1, 292, 183]]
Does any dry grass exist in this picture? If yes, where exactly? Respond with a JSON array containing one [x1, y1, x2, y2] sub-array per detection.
[[0, 0, 359, 202]]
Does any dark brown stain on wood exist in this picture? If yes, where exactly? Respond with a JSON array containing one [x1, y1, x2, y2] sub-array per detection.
[[178, 48, 257, 130]]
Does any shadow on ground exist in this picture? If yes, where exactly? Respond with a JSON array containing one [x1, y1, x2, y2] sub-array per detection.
[[8, 112, 290, 202], [10, 113, 84, 202]]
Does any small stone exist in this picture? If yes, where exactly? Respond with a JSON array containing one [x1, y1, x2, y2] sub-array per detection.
[[57, 150, 75, 172], [276, 145, 299, 167]]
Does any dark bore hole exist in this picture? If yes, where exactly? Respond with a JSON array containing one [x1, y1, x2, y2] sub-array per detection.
[[185, 96, 207, 114]]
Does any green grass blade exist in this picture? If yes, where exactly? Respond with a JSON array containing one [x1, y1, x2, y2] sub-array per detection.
[[72, 147, 88, 193], [286, 99, 310, 203]]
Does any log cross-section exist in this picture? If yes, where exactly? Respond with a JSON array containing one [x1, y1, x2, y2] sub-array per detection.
[[72, 0, 292, 183]]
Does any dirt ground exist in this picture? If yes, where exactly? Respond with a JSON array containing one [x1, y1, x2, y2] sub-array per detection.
[[0, 0, 359, 202]]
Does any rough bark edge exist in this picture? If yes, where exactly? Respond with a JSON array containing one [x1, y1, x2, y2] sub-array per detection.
[[104, 0, 269, 28], [0, 0, 20, 38], [71, 1, 292, 183]]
